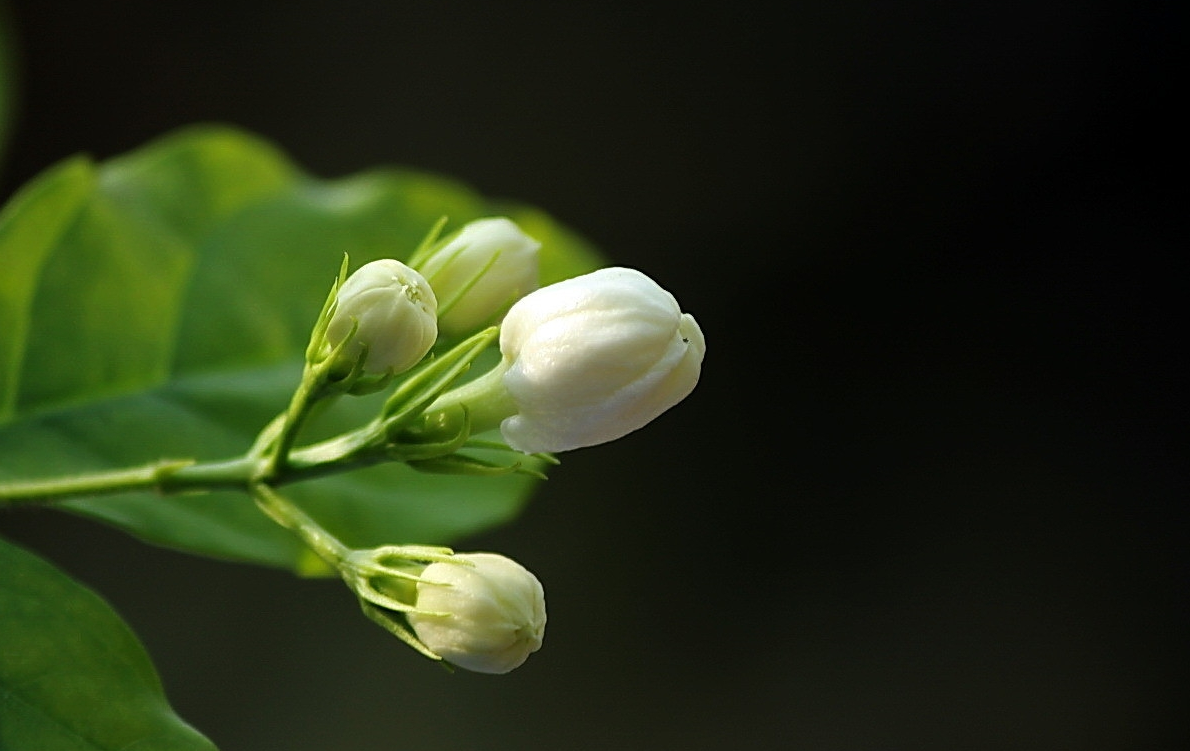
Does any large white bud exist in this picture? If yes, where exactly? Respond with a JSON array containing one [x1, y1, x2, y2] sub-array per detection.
[[497, 267, 705, 453]]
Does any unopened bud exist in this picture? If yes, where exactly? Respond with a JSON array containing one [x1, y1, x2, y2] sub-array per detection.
[[326, 259, 438, 375], [417, 217, 540, 337], [497, 267, 705, 453], [407, 552, 546, 674]]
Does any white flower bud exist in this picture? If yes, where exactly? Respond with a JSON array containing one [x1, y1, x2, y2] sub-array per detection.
[[407, 552, 546, 674], [326, 259, 438, 374], [497, 267, 705, 453], [418, 217, 541, 337]]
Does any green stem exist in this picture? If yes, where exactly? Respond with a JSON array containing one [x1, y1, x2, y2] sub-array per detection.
[[248, 411, 288, 457], [250, 482, 348, 567], [0, 459, 197, 506], [0, 327, 511, 509], [0, 456, 265, 508], [0, 426, 396, 509], [268, 362, 327, 477]]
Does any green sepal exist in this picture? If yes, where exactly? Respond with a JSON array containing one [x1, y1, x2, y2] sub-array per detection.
[[380, 326, 498, 430], [407, 452, 548, 480], [320, 331, 399, 398], [358, 599, 444, 663], [404, 215, 449, 268], [304, 253, 350, 365], [420, 233, 503, 324], [464, 439, 560, 466], [386, 408, 473, 462]]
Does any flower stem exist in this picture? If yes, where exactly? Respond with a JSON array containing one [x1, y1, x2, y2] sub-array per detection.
[[0, 327, 510, 509], [267, 362, 327, 477], [250, 482, 348, 567], [0, 422, 407, 509]]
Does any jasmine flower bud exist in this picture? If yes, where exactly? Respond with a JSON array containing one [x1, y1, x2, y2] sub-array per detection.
[[497, 267, 705, 453], [407, 552, 546, 674], [326, 259, 438, 375], [417, 217, 541, 338]]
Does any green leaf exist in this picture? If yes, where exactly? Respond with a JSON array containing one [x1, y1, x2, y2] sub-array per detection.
[[0, 124, 603, 569], [0, 535, 217, 750]]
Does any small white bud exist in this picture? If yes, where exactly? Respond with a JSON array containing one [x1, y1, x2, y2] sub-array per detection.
[[497, 267, 705, 453], [418, 217, 541, 337], [326, 259, 438, 374], [407, 552, 546, 674]]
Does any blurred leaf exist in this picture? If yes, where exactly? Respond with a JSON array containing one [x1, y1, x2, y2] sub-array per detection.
[[0, 535, 217, 750], [0, 124, 603, 569]]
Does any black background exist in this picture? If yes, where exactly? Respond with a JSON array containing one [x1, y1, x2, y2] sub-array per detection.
[[0, 1, 1183, 749]]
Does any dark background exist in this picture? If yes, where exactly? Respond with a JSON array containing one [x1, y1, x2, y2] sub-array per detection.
[[0, 1, 1183, 749]]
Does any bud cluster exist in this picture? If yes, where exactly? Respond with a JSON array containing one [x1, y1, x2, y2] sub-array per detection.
[[317, 216, 704, 456], [283, 215, 703, 674]]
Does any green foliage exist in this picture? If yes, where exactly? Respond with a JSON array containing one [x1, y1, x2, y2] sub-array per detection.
[[0, 536, 217, 750], [0, 124, 603, 570]]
